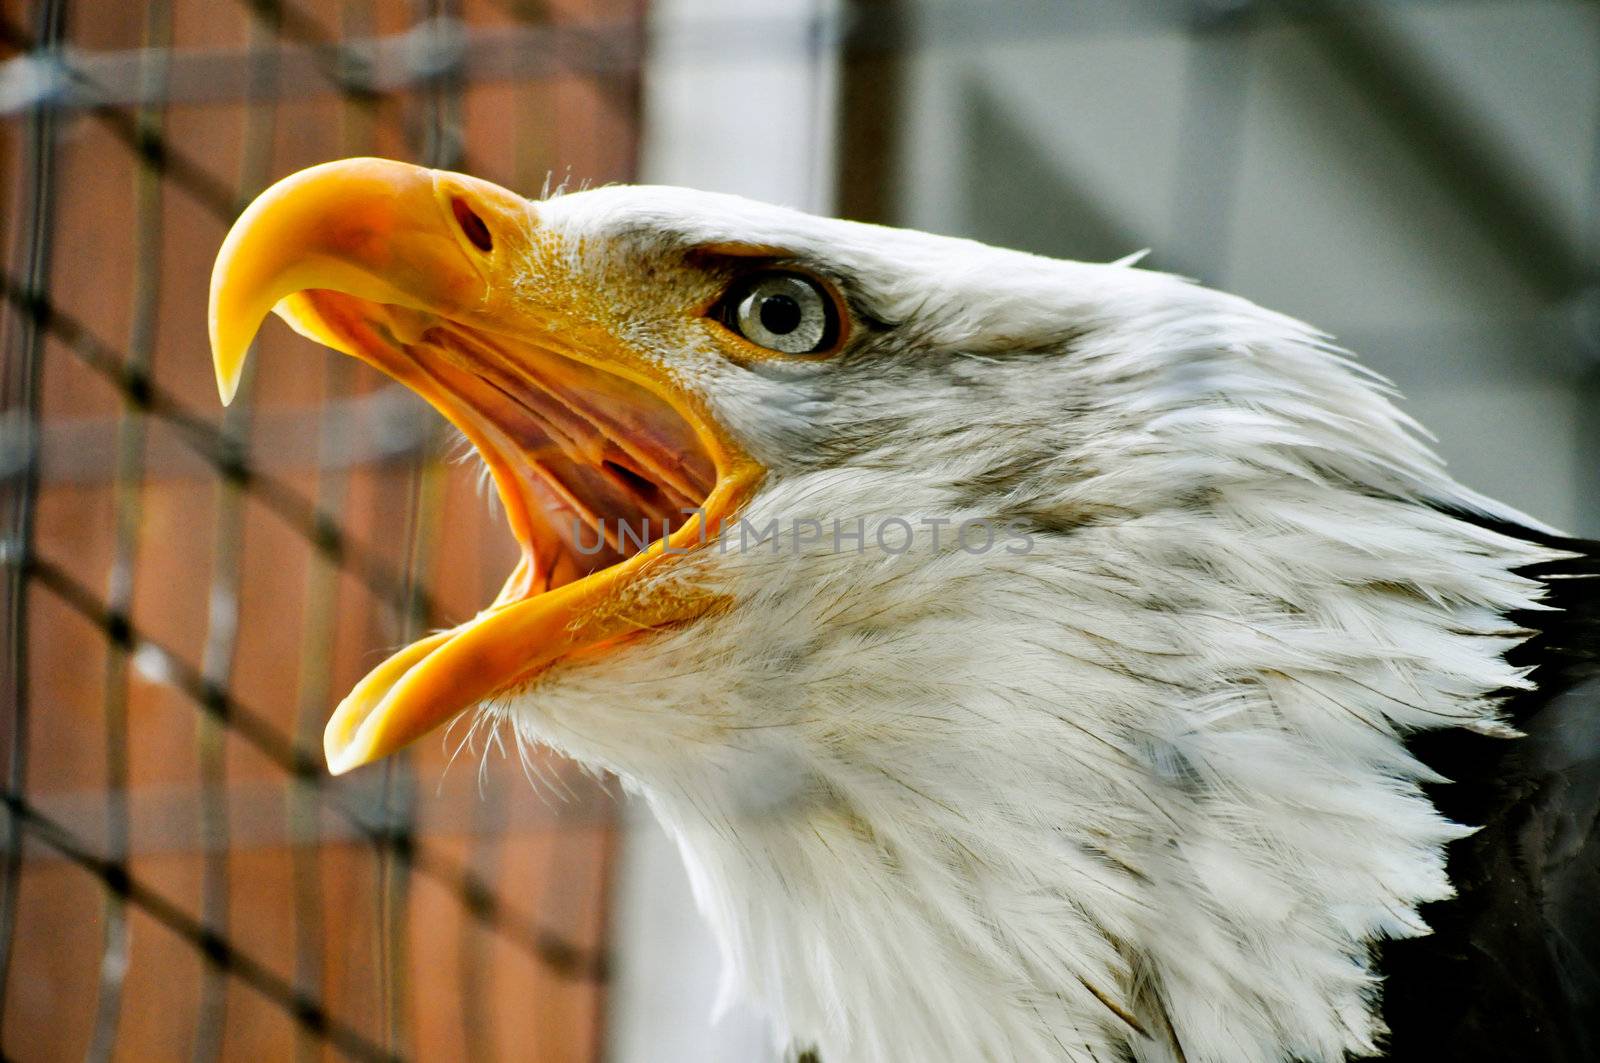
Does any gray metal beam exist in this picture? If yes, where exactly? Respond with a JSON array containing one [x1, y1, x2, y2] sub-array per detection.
[[1265, 0, 1595, 298], [1, 1, 1517, 115]]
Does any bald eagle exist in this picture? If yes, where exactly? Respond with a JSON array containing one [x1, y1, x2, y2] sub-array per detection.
[[210, 159, 1599, 1063]]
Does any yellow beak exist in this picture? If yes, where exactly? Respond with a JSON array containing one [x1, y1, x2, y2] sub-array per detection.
[[210, 157, 518, 405], [209, 158, 758, 774]]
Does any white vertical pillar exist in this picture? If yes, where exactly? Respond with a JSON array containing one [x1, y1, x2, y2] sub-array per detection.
[[607, 2, 841, 1061], [640, 0, 839, 213]]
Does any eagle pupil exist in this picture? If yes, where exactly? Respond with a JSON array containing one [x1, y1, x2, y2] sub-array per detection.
[[758, 294, 802, 335]]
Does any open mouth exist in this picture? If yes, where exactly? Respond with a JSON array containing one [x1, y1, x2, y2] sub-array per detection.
[[297, 291, 718, 593], [209, 158, 760, 774], [293, 291, 728, 771]]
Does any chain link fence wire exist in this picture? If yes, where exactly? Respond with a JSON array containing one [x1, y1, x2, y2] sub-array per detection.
[[0, 0, 642, 1058]]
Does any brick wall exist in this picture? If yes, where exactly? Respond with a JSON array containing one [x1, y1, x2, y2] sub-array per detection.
[[1, 1, 644, 1058]]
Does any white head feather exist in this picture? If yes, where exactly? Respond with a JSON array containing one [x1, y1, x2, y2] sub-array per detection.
[[482, 186, 1559, 1063]]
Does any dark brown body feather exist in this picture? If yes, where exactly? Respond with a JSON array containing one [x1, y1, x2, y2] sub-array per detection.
[[1376, 515, 1600, 1061]]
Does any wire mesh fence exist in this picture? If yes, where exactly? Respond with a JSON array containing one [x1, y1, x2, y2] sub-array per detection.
[[0, 0, 642, 1058]]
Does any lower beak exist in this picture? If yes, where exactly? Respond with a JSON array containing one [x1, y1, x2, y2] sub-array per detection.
[[209, 158, 757, 774]]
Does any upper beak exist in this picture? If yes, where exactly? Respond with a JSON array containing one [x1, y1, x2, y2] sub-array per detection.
[[210, 156, 528, 403]]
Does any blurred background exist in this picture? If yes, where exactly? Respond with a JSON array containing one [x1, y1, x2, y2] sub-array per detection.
[[1, 0, 1596, 1060]]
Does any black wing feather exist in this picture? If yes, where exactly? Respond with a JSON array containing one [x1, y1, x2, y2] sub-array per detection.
[[1376, 514, 1600, 1062]]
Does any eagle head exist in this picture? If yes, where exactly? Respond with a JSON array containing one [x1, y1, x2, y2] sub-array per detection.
[[211, 158, 1558, 1063]]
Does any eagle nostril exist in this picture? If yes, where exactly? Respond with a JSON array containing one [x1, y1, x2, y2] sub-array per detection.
[[451, 197, 493, 253]]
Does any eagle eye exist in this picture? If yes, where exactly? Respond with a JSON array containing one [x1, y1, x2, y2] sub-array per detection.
[[716, 272, 838, 354]]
